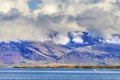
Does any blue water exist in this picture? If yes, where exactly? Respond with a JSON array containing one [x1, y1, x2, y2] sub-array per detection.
[[0, 68, 120, 80]]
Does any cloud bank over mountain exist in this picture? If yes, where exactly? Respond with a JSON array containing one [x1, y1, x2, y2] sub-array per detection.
[[0, 0, 120, 44]]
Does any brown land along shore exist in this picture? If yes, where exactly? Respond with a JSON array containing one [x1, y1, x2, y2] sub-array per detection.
[[13, 65, 120, 69]]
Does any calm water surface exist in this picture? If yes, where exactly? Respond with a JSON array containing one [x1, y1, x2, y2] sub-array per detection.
[[0, 68, 120, 80]]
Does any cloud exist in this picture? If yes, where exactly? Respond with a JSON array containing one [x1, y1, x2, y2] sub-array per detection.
[[0, 0, 30, 14], [33, 0, 116, 16], [76, 8, 119, 39], [0, 0, 119, 44], [0, 10, 47, 42], [106, 35, 120, 44]]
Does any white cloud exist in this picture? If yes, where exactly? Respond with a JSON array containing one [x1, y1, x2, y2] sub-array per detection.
[[73, 38, 83, 43], [53, 34, 70, 45], [0, 0, 30, 14], [106, 37, 120, 44], [40, 3, 58, 15], [0, 0, 14, 13], [33, 0, 117, 16], [0, 0, 119, 44]]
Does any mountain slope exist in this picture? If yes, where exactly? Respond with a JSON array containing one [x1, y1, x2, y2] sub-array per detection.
[[0, 41, 70, 65], [59, 44, 120, 66], [0, 38, 120, 66]]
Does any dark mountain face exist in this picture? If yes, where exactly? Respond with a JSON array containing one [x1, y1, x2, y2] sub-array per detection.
[[12, 42, 46, 61], [0, 42, 24, 64]]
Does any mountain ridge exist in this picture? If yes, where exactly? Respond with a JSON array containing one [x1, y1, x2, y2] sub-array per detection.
[[0, 41, 119, 66], [0, 32, 120, 66]]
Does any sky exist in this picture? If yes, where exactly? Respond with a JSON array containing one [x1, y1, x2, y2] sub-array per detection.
[[0, 0, 120, 44]]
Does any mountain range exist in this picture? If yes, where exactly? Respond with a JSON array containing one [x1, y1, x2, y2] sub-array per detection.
[[0, 32, 120, 67]]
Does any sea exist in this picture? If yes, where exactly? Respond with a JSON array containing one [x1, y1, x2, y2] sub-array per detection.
[[0, 68, 120, 80]]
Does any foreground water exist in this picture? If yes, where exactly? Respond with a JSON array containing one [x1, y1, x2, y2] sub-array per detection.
[[0, 68, 120, 80]]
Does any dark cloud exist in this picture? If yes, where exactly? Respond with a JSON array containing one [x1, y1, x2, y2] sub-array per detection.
[[0, 9, 20, 21], [30, 0, 42, 3], [81, 0, 104, 4], [114, 0, 120, 9], [75, 8, 119, 38]]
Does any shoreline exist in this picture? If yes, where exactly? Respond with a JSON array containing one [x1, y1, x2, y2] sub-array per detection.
[[13, 65, 120, 69]]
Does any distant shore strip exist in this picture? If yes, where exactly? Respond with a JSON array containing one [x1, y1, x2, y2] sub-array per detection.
[[13, 65, 120, 69]]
